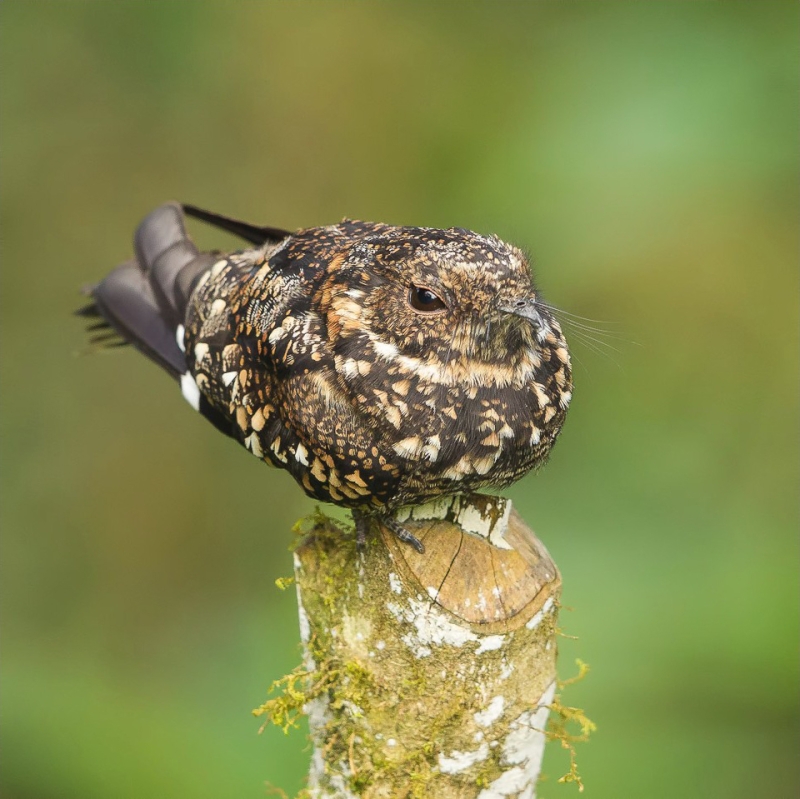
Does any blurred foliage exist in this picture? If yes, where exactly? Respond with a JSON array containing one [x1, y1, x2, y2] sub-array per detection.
[[1, 2, 797, 797]]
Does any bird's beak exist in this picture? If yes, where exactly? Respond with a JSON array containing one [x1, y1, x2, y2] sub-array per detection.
[[497, 297, 545, 331]]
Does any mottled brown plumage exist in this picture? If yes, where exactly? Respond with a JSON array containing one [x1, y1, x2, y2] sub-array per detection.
[[82, 203, 573, 552]]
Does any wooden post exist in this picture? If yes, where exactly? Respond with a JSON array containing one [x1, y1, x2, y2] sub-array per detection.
[[292, 494, 561, 799]]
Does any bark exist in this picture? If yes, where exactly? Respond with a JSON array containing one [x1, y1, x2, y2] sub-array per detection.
[[292, 494, 561, 799]]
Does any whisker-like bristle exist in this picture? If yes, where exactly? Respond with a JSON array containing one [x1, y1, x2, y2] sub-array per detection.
[[568, 328, 625, 370], [537, 301, 618, 327], [569, 329, 623, 355], [560, 320, 630, 339], [538, 302, 639, 355]]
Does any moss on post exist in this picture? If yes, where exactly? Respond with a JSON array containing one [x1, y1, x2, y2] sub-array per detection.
[[279, 494, 562, 798]]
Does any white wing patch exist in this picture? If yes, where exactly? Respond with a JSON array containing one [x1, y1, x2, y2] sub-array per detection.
[[180, 372, 201, 411], [175, 324, 186, 353]]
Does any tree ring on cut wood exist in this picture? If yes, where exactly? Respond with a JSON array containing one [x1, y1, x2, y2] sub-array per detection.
[[385, 493, 560, 634]]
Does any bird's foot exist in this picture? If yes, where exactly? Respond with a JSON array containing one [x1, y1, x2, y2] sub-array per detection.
[[354, 512, 370, 551], [352, 511, 425, 554], [382, 514, 425, 553]]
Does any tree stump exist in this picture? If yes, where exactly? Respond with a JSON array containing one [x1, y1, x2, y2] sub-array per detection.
[[293, 493, 561, 798]]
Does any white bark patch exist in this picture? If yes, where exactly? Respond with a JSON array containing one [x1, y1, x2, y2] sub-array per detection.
[[386, 596, 479, 658], [525, 609, 544, 631], [476, 681, 556, 799], [293, 554, 312, 649], [475, 634, 506, 654], [311, 765, 359, 799], [388, 572, 403, 595], [438, 742, 490, 774], [305, 691, 349, 799], [474, 696, 505, 728], [408, 495, 454, 521], [487, 502, 514, 550], [459, 502, 512, 550], [503, 681, 555, 765], [302, 596, 360, 798], [525, 597, 555, 630], [395, 495, 514, 550]]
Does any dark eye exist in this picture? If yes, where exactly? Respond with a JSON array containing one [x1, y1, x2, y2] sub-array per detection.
[[408, 284, 446, 313]]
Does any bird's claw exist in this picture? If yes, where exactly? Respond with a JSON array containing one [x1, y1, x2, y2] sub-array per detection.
[[352, 511, 425, 554]]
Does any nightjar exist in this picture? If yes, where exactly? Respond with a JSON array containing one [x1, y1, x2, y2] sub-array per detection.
[[81, 203, 572, 552]]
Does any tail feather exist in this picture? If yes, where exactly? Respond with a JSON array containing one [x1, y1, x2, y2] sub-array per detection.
[[89, 259, 186, 377], [79, 203, 216, 378], [134, 202, 200, 326], [85, 320, 110, 332], [88, 330, 124, 346], [79, 202, 288, 439]]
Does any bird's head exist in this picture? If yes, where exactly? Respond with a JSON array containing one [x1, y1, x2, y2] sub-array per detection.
[[322, 223, 571, 397]]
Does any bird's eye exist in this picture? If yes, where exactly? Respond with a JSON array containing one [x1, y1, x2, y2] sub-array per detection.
[[408, 284, 446, 313]]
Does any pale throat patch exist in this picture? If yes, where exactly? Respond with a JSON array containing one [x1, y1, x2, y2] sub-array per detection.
[[367, 332, 541, 389]]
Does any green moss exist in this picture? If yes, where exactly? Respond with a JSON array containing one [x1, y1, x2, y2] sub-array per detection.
[[545, 659, 596, 793], [472, 747, 505, 789], [252, 667, 313, 734]]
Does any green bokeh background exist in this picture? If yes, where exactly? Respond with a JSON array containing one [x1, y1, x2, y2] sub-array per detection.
[[2, 3, 797, 797]]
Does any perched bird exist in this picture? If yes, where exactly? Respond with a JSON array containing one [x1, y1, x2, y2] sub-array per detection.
[[80, 203, 572, 552]]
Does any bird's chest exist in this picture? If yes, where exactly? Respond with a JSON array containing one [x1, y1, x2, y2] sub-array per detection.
[[338, 356, 540, 485]]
